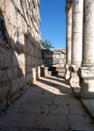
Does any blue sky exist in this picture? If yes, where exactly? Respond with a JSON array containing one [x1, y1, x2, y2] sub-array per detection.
[[40, 0, 66, 49]]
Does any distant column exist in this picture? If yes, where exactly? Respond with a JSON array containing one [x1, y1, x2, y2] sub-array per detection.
[[65, 0, 72, 82], [66, 1, 72, 65], [69, 0, 83, 93]]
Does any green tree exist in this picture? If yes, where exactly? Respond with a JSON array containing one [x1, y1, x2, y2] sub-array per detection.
[[40, 39, 54, 49]]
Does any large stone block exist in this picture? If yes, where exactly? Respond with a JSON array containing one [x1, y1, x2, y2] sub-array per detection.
[[20, 77, 25, 89], [4, 49, 12, 67], [0, 17, 9, 46], [6, 0, 17, 27], [21, 17, 28, 34], [0, 70, 8, 86], [12, 79, 19, 94], [42, 49, 66, 67], [37, 66, 40, 78], [12, 67, 19, 80], [12, 51, 19, 68], [0, 85, 9, 103], [19, 34, 26, 53], [6, 68, 12, 80], [0, 51, 5, 69], [32, 68, 36, 82], [17, 13, 23, 33], [18, 54, 25, 65], [0, 0, 6, 12], [13, 0, 23, 16], [0, 87, 4, 103], [27, 55, 32, 66], [27, 66, 32, 74], [26, 74, 32, 83], [9, 28, 17, 49], [26, 39, 30, 54], [4, 85, 10, 101]]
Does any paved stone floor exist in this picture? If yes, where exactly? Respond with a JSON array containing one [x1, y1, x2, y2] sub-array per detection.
[[0, 76, 94, 131]]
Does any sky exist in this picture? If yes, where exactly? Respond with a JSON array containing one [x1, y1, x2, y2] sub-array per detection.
[[40, 0, 66, 49]]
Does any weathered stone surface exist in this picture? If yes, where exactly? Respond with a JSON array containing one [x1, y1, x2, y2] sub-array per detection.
[[32, 68, 36, 82], [71, 0, 83, 65], [82, 0, 94, 66], [0, 52, 5, 69], [81, 99, 94, 119], [12, 79, 19, 94], [12, 51, 19, 68], [78, 0, 94, 98], [0, 70, 7, 85], [6, 68, 12, 80], [0, 0, 41, 111], [42, 49, 66, 67], [0, 76, 94, 130], [35, 114, 69, 130], [20, 77, 25, 89], [66, 1, 72, 64], [4, 49, 12, 67], [66, 0, 83, 96]]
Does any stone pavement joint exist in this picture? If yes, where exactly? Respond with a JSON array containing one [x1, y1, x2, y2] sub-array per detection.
[[0, 76, 94, 131]]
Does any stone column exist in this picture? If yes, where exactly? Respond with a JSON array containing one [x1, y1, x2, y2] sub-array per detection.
[[78, 0, 94, 98], [65, 0, 72, 82], [69, 0, 83, 94]]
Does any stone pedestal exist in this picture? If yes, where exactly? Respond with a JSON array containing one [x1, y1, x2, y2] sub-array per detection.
[[78, 0, 94, 98], [65, 64, 71, 84], [41, 67, 51, 77], [69, 65, 81, 96], [78, 67, 94, 98]]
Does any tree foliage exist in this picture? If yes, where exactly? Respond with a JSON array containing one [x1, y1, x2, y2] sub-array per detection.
[[40, 39, 54, 49]]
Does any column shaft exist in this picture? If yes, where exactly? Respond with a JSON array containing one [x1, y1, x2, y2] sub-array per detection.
[[71, 0, 83, 65], [66, 2, 72, 64], [78, 0, 94, 98], [65, 1, 72, 82], [69, 0, 83, 95], [82, 0, 94, 67]]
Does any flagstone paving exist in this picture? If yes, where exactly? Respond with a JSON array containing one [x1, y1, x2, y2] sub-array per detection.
[[0, 76, 94, 131]]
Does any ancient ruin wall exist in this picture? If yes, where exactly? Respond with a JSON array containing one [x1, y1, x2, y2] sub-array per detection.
[[42, 49, 66, 67], [0, 0, 41, 110]]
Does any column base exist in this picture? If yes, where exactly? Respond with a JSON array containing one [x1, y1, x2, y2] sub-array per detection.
[[69, 65, 81, 96], [65, 64, 71, 84], [78, 67, 94, 99]]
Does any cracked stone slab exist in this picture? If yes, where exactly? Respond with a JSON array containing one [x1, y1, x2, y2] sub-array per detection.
[[53, 97, 68, 105], [0, 127, 49, 131], [68, 115, 94, 130], [66, 96, 81, 106], [81, 99, 94, 119], [34, 114, 69, 130], [49, 104, 70, 115], [68, 104, 87, 115], [0, 113, 37, 127]]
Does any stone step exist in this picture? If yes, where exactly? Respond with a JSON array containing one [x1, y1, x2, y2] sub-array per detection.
[[48, 67, 65, 72], [51, 72, 65, 76], [48, 67, 65, 76]]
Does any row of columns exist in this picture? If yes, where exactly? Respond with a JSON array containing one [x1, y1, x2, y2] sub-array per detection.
[[65, 0, 94, 98]]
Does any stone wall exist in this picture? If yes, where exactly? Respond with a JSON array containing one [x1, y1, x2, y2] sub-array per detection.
[[42, 49, 66, 67], [0, 0, 42, 111]]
